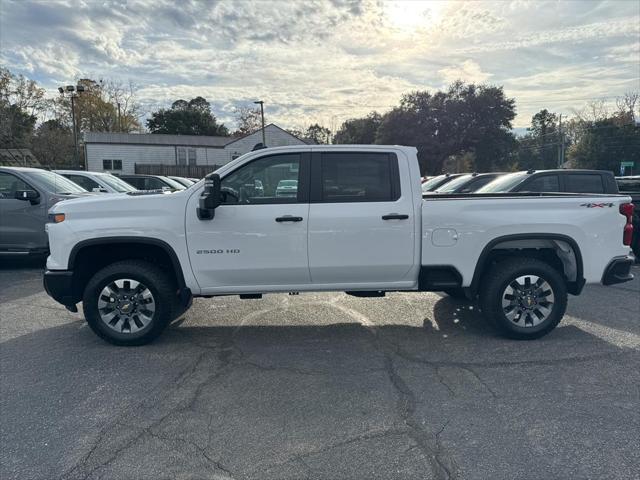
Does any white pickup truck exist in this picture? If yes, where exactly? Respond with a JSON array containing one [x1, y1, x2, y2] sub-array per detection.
[[43, 145, 635, 345]]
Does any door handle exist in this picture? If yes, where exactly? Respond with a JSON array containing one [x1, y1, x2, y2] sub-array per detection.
[[382, 213, 409, 220], [275, 216, 303, 222]]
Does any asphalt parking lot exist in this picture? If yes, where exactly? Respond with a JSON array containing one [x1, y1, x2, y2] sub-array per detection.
[[1, 259, 639, 480]]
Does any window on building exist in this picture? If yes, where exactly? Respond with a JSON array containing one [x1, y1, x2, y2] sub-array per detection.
[[177, 148, 187, 166], [320, 152, 398, 202], [188, 148, 197, 166], [103, 159, 112, 170], [112, 160, 122, 170]]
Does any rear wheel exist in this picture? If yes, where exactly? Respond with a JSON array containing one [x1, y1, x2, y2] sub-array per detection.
[[83, 260, 177, 346], [479, 258, 567, 340]]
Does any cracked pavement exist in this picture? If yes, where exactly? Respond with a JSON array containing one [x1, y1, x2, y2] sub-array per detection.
[[1, 259, 639, 479]]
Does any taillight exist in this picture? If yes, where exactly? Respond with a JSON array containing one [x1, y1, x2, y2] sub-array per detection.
[[620, 202, 634, 246]]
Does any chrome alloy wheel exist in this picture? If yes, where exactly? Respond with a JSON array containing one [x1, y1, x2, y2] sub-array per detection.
[[97, 279, 156, 334], [501, 275, 555, 328]]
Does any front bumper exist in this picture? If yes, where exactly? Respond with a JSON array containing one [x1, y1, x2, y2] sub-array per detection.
[[602, 256, 635, 286], [43, 270, 78, 307]]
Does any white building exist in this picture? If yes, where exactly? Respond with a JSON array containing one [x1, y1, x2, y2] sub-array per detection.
[[84, 124, 308, 175]]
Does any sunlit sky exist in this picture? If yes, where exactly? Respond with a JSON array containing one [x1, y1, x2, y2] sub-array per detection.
[[1, 0, 639, 131]]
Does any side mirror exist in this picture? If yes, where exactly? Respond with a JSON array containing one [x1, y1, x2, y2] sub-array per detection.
[[92, 187, 108, 193], [14, 190, 40, 204], [197, 173, 221, 220]]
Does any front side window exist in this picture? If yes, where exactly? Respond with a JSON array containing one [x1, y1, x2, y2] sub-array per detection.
[[520, 175, 560, 192], [0, 172, 31, 199], [221, 154, 301, 204], [66, 175, 100, 191], [320, 152, 397, 202]]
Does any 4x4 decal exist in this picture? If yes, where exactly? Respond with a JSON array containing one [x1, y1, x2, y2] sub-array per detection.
[[580, 202, 614, 208]]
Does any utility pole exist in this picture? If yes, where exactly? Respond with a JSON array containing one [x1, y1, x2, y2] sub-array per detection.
[[117, 102, 122, 132], [557, 113, 564, 168], [254, 100, 266, 146]]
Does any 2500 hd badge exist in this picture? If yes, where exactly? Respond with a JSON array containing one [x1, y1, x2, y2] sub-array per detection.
[[196, 249, 241, 254]]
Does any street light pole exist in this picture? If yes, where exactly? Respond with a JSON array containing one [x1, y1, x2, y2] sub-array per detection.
[[59, 84, 85, 169], [70, 94, 79, 168], [254, 100, 266, 146]]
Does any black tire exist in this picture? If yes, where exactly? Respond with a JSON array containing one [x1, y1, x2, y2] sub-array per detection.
[[479, 257, 567, 340], [83, 260, 177, 346], [443, 287, 468, 299]]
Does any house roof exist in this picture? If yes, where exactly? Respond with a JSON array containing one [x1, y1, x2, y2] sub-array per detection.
[[83, 124, 307, 148], [83, 132, 230, 147], [0, 149, 41, 167]]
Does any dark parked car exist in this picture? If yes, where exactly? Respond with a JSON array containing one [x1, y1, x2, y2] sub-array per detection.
[[429, 172, 505, 194], [0, 167, 91, 255], [118, 174, 186, 191], [616, 176, 640, 259], [421, 173, 466, 193], [477, 169, 619, 194]]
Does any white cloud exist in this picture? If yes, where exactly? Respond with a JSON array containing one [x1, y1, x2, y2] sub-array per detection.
[[439, 60, 493, 84], [0, 0, 638, 130]]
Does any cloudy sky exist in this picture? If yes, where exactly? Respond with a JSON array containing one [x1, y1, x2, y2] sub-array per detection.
[[1, 0, 639, 130]]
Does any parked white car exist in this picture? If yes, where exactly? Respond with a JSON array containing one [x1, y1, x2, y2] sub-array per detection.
[[55, 170, 138, 193], [44, 145, 635, 346]]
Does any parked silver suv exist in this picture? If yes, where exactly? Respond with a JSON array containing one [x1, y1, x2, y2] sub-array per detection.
[[0, 167, 91, 256]]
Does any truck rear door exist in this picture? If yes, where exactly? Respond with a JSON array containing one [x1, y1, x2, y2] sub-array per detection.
[[307, 150, 416, 286]]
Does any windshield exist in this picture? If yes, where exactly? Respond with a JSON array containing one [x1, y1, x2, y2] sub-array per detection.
[[170, 177, 195, 187], [434, 174, 473, 193], [160, 176, 187, 190], [99, 174, 138, 192], [421, 175, 448, 191], [27, 170, 87, 194], [476, 172, 528, 193]]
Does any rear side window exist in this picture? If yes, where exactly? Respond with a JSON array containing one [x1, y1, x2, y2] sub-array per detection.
[[520, 175, 560, 192], [564, 174, 605, 193], [319, 152, 399, 202]]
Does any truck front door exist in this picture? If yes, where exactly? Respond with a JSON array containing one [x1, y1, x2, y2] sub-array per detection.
[[0, 171, 47, 252], [185, 152, 311, 292], [307, 151, 416, 286]]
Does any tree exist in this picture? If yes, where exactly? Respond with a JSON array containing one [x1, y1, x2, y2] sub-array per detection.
[[233, 106, 262, 137], [305, 123, 332, 144], [0, 68, 44, 148], [51, 78, 141, 134], [568, 111, 640, 173], [515, 109, 560, 170], [333, 112, 381, 144], [376, 81, 516, 174], [147, 97, 229, 136], [31, 119, 74, 166]]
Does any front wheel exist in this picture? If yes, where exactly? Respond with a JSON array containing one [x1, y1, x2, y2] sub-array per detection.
[[479, 258, 567, 340], [83, 260, 177, 346]]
